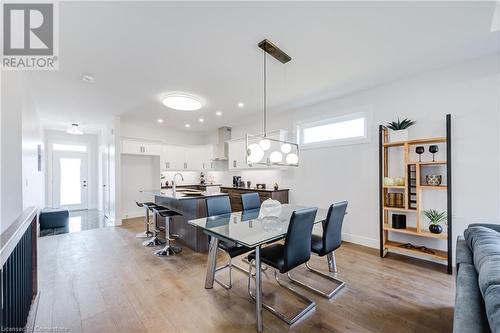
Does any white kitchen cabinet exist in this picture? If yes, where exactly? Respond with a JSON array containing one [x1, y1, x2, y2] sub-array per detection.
[[161, 145, 184, 170], [184, 146, 205, 170], [122, 140, 161, 156], [202, 145, 215, 170], [228, 139, 248, 170]]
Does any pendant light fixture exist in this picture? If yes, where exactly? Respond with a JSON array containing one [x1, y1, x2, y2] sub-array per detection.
[[246, 39, 299, 167]]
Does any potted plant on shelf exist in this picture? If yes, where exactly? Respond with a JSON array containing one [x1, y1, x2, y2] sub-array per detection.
[[423, 209, 447, 234], [386, 118, 416, 142]]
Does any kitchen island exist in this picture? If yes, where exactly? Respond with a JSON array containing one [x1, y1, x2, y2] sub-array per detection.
[[150, 189, 229, 252]]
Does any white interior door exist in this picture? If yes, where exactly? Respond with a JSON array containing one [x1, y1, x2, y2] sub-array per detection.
[[53, 151, 89, 210]]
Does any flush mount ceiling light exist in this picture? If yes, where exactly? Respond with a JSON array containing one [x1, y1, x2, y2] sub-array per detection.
[[157, 118, 164, 123], [161, 93, 202, 111], [246, 39, 299, 167], [237, 102, 245, 108], [185, 123, 191, 128], [81, 73, 95, 83], [215, 111, 222, 116], [198, 118, 204, 123], [66, 123, 84, 135]]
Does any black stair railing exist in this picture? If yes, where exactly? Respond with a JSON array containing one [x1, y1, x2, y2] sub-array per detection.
[[0, 207, 38, 331]]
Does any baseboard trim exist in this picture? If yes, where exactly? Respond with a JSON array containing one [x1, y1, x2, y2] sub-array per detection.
[[25, 291, 40, 332], [341, 232, 379, 249], [121, 212, 143, 220]]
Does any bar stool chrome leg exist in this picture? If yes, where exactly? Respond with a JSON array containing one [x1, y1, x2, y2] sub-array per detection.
[[155, 216, 181, 256], [136, 205, 153, 238], [143, 210, 165, 247]]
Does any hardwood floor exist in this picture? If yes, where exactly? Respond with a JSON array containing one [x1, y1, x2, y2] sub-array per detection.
[[35, 217, 455, 333]]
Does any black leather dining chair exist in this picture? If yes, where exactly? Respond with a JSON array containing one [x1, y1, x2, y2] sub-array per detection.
[[205, 196, 252, 289], [247, 207, 318, 325], [241, 192, 261, 211], [287, 201, 348, 298]]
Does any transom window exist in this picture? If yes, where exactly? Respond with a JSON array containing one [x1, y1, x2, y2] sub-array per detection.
[[52, 144, 87, 152], [297, 111, 369, 148]]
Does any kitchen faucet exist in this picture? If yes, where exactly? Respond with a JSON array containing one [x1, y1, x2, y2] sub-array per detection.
[[172, 172, 184, 197]]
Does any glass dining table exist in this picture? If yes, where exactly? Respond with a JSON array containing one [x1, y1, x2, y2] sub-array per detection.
[[188, 204, 328, 332]]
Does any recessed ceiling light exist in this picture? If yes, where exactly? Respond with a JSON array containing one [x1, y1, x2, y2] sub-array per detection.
[[185, 123, 191, 128], [215, 111, 222, 116], [81, 73, 95, 83], [157, 118, 164, 123], [237, 102, 244, 108], [162, 93, 202, 111], [198, 118, 204, 123]]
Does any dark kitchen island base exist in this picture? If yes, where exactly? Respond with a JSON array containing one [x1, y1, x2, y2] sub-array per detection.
[[154, 190, 229, 253]]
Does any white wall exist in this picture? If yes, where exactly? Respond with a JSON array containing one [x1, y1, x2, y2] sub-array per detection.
[[1, 73, 24, 232], [1, 72, 44, 233], [45, 130, 99, 209], [121, 154, 160, 219], [120, 121, 206, 145], [230, 54, 500, 260], [22, 97, 44, 211]]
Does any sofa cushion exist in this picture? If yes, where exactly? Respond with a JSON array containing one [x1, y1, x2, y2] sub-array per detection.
[[453, 263, 491, 333], [485, 284, 500, 333], [464, 226, 500, 333]]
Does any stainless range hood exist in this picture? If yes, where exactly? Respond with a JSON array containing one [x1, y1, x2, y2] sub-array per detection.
[[212, 127, 231, 161]]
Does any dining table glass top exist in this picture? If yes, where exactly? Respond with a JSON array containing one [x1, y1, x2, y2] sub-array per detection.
[[188, 204, 328, 248]]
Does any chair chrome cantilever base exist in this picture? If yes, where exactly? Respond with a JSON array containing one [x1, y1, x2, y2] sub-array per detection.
[[247, 262, 316, 326], [214, 251, 250, 290], [287, 252, 346, 299]]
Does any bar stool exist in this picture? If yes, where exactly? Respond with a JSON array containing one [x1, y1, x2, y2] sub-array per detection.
[[153, 208, 182, 256], [142, 204, 168, 247], [135, 201, 156, 238]]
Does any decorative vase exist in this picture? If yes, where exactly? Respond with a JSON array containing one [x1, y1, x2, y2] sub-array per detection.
[[260, 198, 282, 217], [389, 129, 408, 142], [426, 175, 442, 186], [429, 224, 443, 234]]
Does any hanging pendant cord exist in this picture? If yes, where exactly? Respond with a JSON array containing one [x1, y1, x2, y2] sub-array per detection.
[[263, 50, 267, 137]]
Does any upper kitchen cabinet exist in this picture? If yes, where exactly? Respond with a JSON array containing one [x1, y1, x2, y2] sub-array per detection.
[[185, 145, 206, 170], [122, 140, 161, 156], [160, 144, 215, 171], [228, 139, 247, 170], [160, 145, 185, 170]]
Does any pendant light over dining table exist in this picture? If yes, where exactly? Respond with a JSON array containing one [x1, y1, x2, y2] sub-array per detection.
[[246, 39, 299, 167]]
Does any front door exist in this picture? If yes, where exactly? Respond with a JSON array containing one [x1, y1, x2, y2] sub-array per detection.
[[53, 151, 89, 210]]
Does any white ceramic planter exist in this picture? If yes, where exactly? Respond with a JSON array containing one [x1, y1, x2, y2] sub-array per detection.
[[389, 129, 409, 142]]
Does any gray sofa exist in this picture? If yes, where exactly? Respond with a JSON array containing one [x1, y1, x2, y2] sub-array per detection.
[[454, 223, 500, 333]]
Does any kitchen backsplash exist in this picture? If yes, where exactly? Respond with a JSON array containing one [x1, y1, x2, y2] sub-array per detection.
[[160, 169, 293, 189]]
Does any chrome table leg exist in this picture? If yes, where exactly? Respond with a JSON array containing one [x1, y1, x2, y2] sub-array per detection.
[[205, 237, 219, 289], [255, 245, 263, 333]]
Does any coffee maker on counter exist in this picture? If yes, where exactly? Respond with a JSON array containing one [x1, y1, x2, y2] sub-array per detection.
[[233, 176, 243, 187]]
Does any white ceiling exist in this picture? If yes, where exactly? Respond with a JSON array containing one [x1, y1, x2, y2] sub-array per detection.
[[19, 1, 499, 133]]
